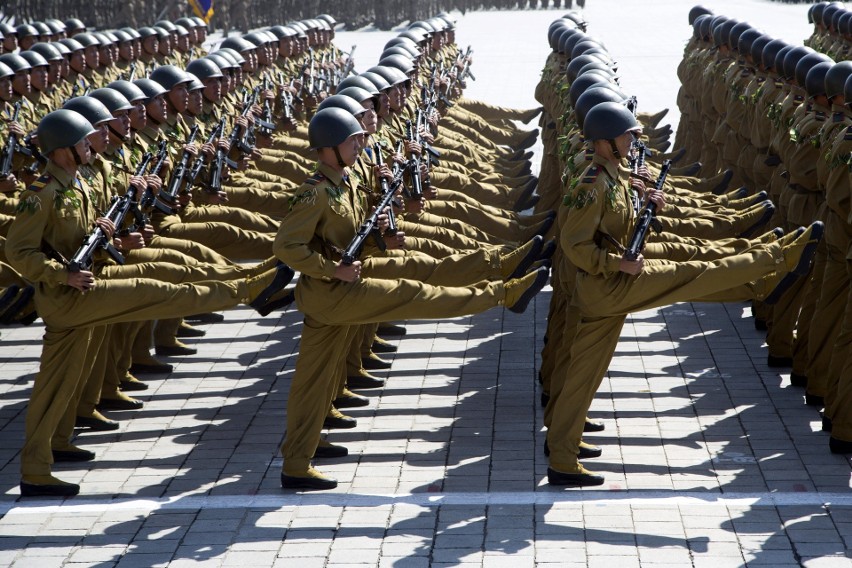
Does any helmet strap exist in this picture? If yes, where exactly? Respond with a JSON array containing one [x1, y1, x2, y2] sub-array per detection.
[[609, 139, 621, 159], [108, 124, 128, 142], [333, 146, 346, 168]]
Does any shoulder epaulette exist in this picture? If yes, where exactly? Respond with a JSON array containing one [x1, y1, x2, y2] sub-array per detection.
[[833, 112, 845, 123], [305, 172, 326, 186], [815, 111, 826, 121], [845, 125, 852, 140], [774, 80, 783, 88], [28, 174, 51, 192], [794, 94, 804, 103], [581, 166, 600, 184]]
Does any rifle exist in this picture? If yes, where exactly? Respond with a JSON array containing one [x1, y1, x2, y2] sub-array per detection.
[[210, 90, 258, 193], [0, 101, 23, 178], [404, 120, 423, 200], [144, 140, 176, 214], [68, 152, 154, 272], [187, 118, 225, 191], [414, 107, 441, 166], [373, 143, 398, 237], [624, 159, 671, 261], [342, 146, 404, 265], [338, 45, 356, 82], [258, 76, 276, 136], [160, 124, 199, 204]]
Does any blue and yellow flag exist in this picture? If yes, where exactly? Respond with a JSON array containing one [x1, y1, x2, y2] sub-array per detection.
[[188, 0, 214, 23]]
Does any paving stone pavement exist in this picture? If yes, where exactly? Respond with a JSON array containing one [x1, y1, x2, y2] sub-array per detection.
[[2, 2, 852, 567]]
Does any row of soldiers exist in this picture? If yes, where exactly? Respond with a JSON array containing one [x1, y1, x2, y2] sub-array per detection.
[[2, 12, 553, 495], [2, 1, 587, 33], [676, 6, 852, 455], [533, 11, 824, 486], [805, 1, 852, 61]]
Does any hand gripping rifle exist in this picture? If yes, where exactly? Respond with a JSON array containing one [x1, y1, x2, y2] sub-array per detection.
[[160, 124, 199, 204], [68, 152, 154, 272], [258, 76, 276, 137], [342, 144, 404, 265], [210, 89, 259, 193], [374, 143, 398, 238], [187, 118, 225, 192], [624, 159, 671, 261], [404, 119, 423, 200], [0, 101, 25, 178], [142, 140, 176, 215]]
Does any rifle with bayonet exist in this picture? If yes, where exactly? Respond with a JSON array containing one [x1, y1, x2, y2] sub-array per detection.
[[625, 159, 671, 261], [210, 89, 259, 193], [258, 76, 276, 137], [68, 152, 154, 272]]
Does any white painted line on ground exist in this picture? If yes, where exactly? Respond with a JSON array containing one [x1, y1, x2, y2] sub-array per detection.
[[2, 490, 851, 516]]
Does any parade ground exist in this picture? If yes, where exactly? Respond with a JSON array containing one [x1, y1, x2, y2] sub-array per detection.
[[3, 2, 852, 566]]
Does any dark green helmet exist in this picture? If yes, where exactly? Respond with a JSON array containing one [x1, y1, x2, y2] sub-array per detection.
[[150, 65, 191, 90], [749, 35, 773, 66], [308, 107, 366, 149], [269, 25, 298, 39], [30, 42, 63, 62], [133, 78, 168, 101], [569, 72, 616, 108], [0, 54, 32, 73], [736, 29, 761, 56], [336, 86, 375, 105], [155, 20, 177, 33], [58, 37, 85, 52], [45, 19, 66, 34], [782, 46, 812, 81], [63, 95, 113, 127], [574, 86, 627, 131], [107, 79, 147, 103], [317, 94, 367, 117], [137, 27, 158, 40], [583, 101, 639, 141], [185, 72, 204, 91], [383, 46, 417, 60], [74, 32, 101, 48], [206, 52, 237, 71], [805, 62, 833, 98], [379, 54, 415, 75], [712, 18, 736, 47], [220, 37, 255, 53], [175, 17, 197, 29], [761, 39, 788, 71], [360, 71, 391, 92], [825, 61, 852, 99], [64, 18, 86, 34], [217, 47, 245, 65], [571, 39, 607, 60], [367, 66, 408, 87], [37, 109, 96, 155], [187, 58, 223, 80], [688, 5, 713, 25], [566, 54, 607, 82], [774, 46, 794, 77], [16, 24, 38, 38], [0, 23, 15, 36], [19, 51, 49, 69], [337, 75, 380, 96], [0, 62, 13, 79], [794, 52, 832, 87], [88, 87, 134, 113]]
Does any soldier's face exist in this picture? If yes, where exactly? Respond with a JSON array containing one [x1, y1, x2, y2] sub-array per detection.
[[19, 35, 35, 50], [168, 84, 189, 114], [70, 51, 85, 72], [84, 45, 99, 68], [110, 111, 131, 138], [360, 100, 377, 134], [30, 66, 47, 90], [203, 77, 222, 102], [3, 36, 16, 52], [0, 77, 12, 100], [146, 95, 166, 123], [178, 35, 190, 51], [11, 71, 30, 95], [130, 101, 146, 129], [142, 37, 157, 55], [48, 61, 61, 83], [87, 124, 108, 154], [73, 137, 91, 164], [119, 42, 132, 60], [188, 90, 202, 114]]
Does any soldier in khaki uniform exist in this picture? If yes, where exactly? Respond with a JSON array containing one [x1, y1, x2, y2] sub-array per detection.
[[6, 109, 293, 497], [545, 102, 824, 487], [274, 108, 549, 490]]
